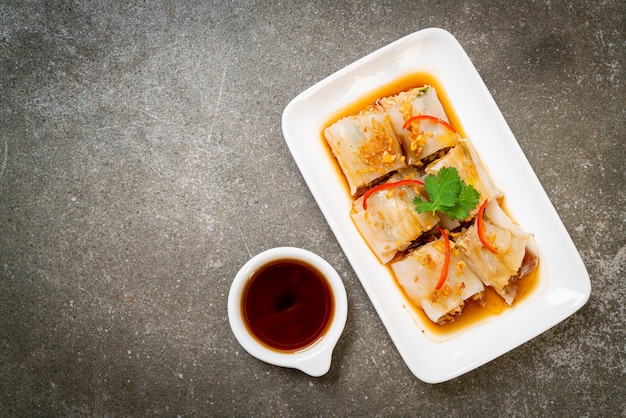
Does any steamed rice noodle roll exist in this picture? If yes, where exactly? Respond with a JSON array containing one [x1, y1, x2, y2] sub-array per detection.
[[352, 169, 438, 264], [455, 199, 539, 304], [324, 110, 407, 196], [378, 86, 458, 165], [425, 140, 501, 219], [391, 236, 485, 324]]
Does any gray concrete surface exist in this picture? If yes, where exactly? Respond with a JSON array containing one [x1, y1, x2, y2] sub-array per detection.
[[1, 1, 624, 416]]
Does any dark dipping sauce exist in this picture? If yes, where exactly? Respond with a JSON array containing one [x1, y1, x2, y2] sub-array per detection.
[[242, 259, 334, 352]]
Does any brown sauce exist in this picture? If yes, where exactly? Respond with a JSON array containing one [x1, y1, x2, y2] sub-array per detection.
[[321, 72, 540, 335], [242, 259, 334, 352], [407, 260, 540, 336]]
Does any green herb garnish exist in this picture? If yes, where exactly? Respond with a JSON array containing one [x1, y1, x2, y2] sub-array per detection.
[[413, 167, 480, 221]]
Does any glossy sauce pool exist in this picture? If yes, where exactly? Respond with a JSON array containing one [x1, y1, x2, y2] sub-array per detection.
[[322, 72, 540, 335], [410, 261, 540, 336], [241, 259, 334, 352]]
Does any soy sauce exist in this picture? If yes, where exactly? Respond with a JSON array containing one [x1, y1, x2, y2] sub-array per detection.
[[242, 259, 334, 352]]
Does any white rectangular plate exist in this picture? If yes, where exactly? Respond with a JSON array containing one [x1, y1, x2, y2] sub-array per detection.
[[281, 28, 590, 383]]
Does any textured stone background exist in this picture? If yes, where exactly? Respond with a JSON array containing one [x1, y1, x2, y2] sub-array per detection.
[[1, 1, 624, 416]]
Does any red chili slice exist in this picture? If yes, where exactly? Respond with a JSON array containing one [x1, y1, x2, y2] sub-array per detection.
[[402, 115, 456, 133], [477, 199, 499, 254], [362, 179, 424, 210], [435, 227, 450, 290]]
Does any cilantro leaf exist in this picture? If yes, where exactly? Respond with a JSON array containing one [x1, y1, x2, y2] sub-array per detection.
[[413, 167, 480, 220], [413, 197, 435, 215], [455, 182, 480, 218], [433, 167, 462, 208]]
